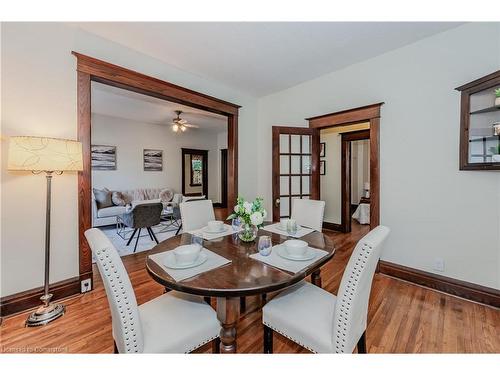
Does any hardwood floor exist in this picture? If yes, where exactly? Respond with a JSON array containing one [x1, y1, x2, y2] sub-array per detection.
[[1, 218, 499, 354]]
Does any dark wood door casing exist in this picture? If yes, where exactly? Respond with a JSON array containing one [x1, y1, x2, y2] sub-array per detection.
[[341, 130, 370, 233], [307, 103, 383, 230], [73, 52, 240, 294], [221, 149, 228, 208]]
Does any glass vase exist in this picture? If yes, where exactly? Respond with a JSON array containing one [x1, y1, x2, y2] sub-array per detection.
[[238, 223, 258, 242]]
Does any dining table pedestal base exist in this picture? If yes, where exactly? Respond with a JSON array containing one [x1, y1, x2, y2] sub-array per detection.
[[216, 297, 240, 354], [311, 269, 322, 288]]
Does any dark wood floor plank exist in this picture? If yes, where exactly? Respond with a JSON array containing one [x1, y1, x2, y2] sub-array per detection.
[[1, 215, 499, 354]]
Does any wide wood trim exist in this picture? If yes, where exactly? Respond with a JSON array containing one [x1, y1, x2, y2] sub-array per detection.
[[369, 117, 380, 227], [72, 52, 240, 115], [455, 69, 500, 91], [0, 276, 84, 318], [379, 261, 500, 308], [227, 115, 238, 207], [74, 53, 239, 294], [77, 71, 93, 282], [307, 103, 384, 128], [322, 221, 343, 232], [309, 104, 382, 231]]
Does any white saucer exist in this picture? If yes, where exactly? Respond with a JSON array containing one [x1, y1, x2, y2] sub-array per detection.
[[277, 245, 316, 261], [203, 226, 228, 234], [163, 252, 208, 269]]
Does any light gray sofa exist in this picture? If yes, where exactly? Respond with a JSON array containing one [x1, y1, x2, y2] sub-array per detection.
[[92, 187, 183, 227]]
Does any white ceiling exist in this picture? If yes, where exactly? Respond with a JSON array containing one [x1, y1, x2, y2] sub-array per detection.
[[75, 22, 463, 96], [91, 82, 227, 133]]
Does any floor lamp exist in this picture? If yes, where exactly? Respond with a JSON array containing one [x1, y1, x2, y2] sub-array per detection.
[[8, 136, 83, 327]]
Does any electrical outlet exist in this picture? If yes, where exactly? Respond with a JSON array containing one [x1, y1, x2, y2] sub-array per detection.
[[433, 258, 445, 272], [81, 278, 92, 293]]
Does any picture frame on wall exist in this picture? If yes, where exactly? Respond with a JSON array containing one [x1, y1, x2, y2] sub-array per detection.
[[320, 142, 326, 157], [143, 149, 163, 171], [320, 160, 326, 175], [91, 145, 116, 170]]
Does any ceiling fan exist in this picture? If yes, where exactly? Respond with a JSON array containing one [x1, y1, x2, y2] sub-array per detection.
[[171, 110, 199, 132]]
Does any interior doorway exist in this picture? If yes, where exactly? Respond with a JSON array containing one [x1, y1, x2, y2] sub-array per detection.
[[341, 129, 370, 232], [182, 148, 209, 198], [307, 103, 383, 231], [74, 52, 240, 293]]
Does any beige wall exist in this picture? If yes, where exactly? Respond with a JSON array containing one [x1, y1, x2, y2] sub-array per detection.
[[351, 139, 370, 204], [257, 23, 500, 289], [320, 131, 341, 223], [0, 23, 259, 297]]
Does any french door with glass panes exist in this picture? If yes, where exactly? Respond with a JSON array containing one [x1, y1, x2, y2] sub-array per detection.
[[272, 126, 320, 221]]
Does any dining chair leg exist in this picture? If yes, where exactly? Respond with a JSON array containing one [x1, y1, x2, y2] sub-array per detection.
[[146, 227, 154, 241], [126, 228, 138, 246], [357, 331, 367, 354], [261, 293, 267, 305], [133, 228, 141, 252], [175, 223, 182, 235], [311, 269, 322, 288], [113, 341, 119, 354], [149, 227, 159, 244], [240, 296, 246, 312], [212, 337, 221, 354], [263, 325, 273, 354]]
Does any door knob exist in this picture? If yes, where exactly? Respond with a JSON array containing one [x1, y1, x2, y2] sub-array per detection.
[[275, 198, 280, 207]]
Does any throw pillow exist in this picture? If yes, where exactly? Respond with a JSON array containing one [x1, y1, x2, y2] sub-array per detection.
[[93, 188, 113, 209], [159, 188, 173, 203], [112, 191, 128, 206]]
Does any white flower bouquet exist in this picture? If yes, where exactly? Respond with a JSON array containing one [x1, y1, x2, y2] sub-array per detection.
[[227, 197, 267, 241]]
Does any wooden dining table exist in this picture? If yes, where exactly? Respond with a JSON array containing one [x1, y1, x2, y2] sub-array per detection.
[[145, 222, 335, 353]]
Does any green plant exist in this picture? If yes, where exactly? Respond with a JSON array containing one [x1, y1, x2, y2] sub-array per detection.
[[489, 145, 500, 155], [495, 88, 500, 98]]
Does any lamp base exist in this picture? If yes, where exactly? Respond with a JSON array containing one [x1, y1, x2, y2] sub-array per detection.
[[25, 295, 65, 327]]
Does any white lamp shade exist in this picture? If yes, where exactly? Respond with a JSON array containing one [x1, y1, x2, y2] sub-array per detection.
[[8, 136, 83, 172]]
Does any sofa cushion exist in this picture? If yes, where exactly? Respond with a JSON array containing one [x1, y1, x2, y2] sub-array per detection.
[[93, 188, 113, 209], [97, 205, 127, 218], [112, 191, 129, 206], [159, 188, 173, 203]]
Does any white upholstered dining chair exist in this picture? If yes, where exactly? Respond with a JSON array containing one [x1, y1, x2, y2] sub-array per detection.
[[262, 225, 390, 354], [84, 228, 221, 353], [290, 198, 325, 232], [179, 199, 215, 232]]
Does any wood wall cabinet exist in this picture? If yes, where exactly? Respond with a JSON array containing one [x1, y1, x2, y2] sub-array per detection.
[[456, 70, 500, 170]]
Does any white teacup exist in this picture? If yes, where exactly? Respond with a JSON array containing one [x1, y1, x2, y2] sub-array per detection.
[[279, 218, 289, 231], [173, 244, 201, 265], [283, 239, 308, 258], [207, 220, 224, 232]]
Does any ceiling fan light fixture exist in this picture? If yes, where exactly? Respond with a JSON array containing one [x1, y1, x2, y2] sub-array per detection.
[[180, 125, 186, 132], [172, 124, 179, 132]]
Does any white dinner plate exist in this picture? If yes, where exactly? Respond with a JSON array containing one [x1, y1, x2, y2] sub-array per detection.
[[163, 252, 208, 269], [203, 226, 228, 234], [276, 245, 316, 261]]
